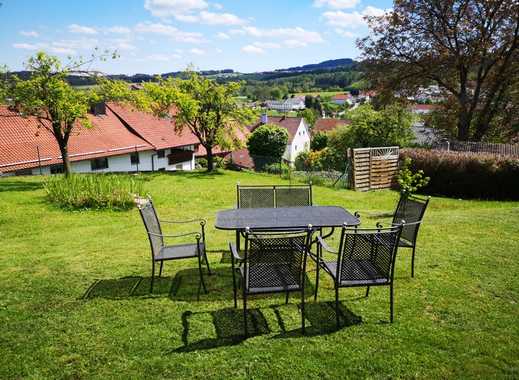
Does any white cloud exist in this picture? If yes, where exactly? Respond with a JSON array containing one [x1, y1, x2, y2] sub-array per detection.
[[239, 26, 324, 45], [212, 3, 223, 9], [216, 32, 230, 39], [241, 45, 265, 54], [19, 30, 39, 37], [313, 0, 359, 9], [215, 48, 223, 53], [335, 28, 356, 38], [68, 24, 98, 35], [144, 0, 208, 17], [322, 6, 385, 28], [144, 53, 181, 61], [253, 42, 281, 49], [173, 10, 246, 25], [190, 47, 205, 55], [106, 26, 131, 34], [13, 42, 77, 55], [135, 22, 204, 43], [283, 39, 308, 48], [13, 43, 39, 50]]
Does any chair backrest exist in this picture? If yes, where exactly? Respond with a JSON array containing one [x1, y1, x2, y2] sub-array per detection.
[[337, 225, 403, 284], [237, 184, 312, 208], [243, 228, 313, 291], [137, 198, 163, 258], [392, 194, 430, 243]]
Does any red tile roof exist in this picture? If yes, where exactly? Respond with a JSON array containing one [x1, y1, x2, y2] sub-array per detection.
[[411, 104, 438, 112], [313, 118, 351, 133], [0, 105, 152, 173], [249, 116, 303, 142], [331, 93, 351, 100], [107, 102, 198, 150]]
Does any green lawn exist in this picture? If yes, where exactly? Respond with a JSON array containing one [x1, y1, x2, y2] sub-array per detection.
[[1, 171, 518, 379]]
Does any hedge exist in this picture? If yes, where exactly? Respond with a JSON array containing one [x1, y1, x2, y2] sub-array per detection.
[[400, 148, 519, 200]]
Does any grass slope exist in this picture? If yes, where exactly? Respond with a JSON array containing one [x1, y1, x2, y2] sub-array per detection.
[[1, 171, 518, 379]]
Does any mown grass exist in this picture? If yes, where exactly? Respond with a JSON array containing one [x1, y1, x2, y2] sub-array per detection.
[[1, 170, 518, 379]]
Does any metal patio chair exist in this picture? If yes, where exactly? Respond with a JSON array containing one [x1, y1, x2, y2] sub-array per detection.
[[229, 227, 314, 336], [236, 184, 312, 208], [392, 193, 430, 277], [137, 197, 211, 293], [316, 224, 403, 327]]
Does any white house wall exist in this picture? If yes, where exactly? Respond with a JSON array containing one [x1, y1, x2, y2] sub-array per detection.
[[29, 147, 195, 175], [283, 120, 311, 163]]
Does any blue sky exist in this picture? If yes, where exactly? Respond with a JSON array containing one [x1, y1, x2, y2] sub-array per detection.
[[0, 0, 392, 74]]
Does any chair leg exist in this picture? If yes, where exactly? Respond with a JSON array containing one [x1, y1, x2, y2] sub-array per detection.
[[243, 290, 248, 337], [301, 288, 306, 335], [232, 268, 238, 308], [159, 261, 164, 277], [314, 253, 320, 301], [335, 285, 340, 329], [197, 253, 207, 294], [204, 250, 212, 275], [365, 286, 370, 297], [150, 262, 155, 293], [390, 283, 394, 323], [411, 246, 416, 278]]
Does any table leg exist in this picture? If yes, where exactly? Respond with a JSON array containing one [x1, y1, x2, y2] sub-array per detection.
[[236, 230, 241, 252]]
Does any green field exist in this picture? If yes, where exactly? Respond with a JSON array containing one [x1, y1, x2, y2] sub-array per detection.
[[1, 171, 518, 379]]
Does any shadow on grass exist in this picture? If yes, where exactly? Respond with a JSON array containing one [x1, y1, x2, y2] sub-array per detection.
[[0, 180, 43, 192], [82, 267, 235, 301], [172, 301, 362, 352]]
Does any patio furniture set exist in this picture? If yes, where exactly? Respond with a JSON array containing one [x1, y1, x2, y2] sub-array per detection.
[[137, 184, 429, 335]]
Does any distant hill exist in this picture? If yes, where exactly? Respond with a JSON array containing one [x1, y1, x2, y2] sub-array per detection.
[[6, 58, 360, 87], [276, 58, 356, 73]]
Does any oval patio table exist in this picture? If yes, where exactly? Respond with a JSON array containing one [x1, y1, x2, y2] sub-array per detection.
[[215, 206, 361, 250]]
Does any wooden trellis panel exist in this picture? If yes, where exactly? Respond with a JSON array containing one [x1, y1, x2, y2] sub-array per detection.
[[350, 147, 399, 191]]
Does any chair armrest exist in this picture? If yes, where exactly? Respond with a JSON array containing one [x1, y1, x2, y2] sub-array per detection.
[[160, 218, 206, 225], [148, 231, 202, 239], [229, 242, 243, 261], [317, 236, 338, 254], [392, 220, 421, 227]]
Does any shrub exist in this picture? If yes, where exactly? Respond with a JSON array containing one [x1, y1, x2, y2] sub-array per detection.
[[311, 131, 328, 151], [196, 158, 208, 169], [264, 162, 290, 175], [401, 149, 519, 200], [247, 124, 289, 161], [44, 174, 144, 210], [397, 157, 430, 194]]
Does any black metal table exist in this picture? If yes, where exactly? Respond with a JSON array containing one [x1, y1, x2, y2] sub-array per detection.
[[215, 206, 361, 249]]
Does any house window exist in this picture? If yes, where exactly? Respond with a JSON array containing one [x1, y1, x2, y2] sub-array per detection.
[[130, 152, 140, 165], [175, 164, 183, 170], [50, 164, 64, 174], [91, 157, 108, 171], [294, 145, 298, 151], [157, 149, 165, 159]]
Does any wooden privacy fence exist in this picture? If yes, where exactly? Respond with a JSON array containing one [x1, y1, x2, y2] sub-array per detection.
[[349, 146, 399, 191]]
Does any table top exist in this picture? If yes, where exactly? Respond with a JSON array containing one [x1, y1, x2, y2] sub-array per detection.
[[215, 206, 360, 230]]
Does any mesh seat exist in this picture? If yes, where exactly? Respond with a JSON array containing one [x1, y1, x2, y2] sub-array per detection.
[[157, 243, 205, 261], [137, 197, 211, 293], [316, 225, 403, 326], [392, 193, 430, 277], [229, 228, 313, 336]]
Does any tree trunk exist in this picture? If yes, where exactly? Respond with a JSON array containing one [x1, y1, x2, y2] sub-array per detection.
[[58, 143, 72, 177], [206, 146, 215, 172]]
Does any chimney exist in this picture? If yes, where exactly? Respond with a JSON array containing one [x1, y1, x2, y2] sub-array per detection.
[[260, 113, 268, 124], [91, 102, 106, 116]]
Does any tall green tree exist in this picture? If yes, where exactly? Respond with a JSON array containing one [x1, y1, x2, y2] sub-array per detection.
[[1, 52, 104, 176], [358, 0, 519, 141], [247, 124, 289, 161], [328, 104, 414, 149], [104, 73, 255, 172]]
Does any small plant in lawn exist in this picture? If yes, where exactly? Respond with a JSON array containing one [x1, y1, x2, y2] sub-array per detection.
[[44, 174, 144, 210], [397, 157, 430, 194]]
